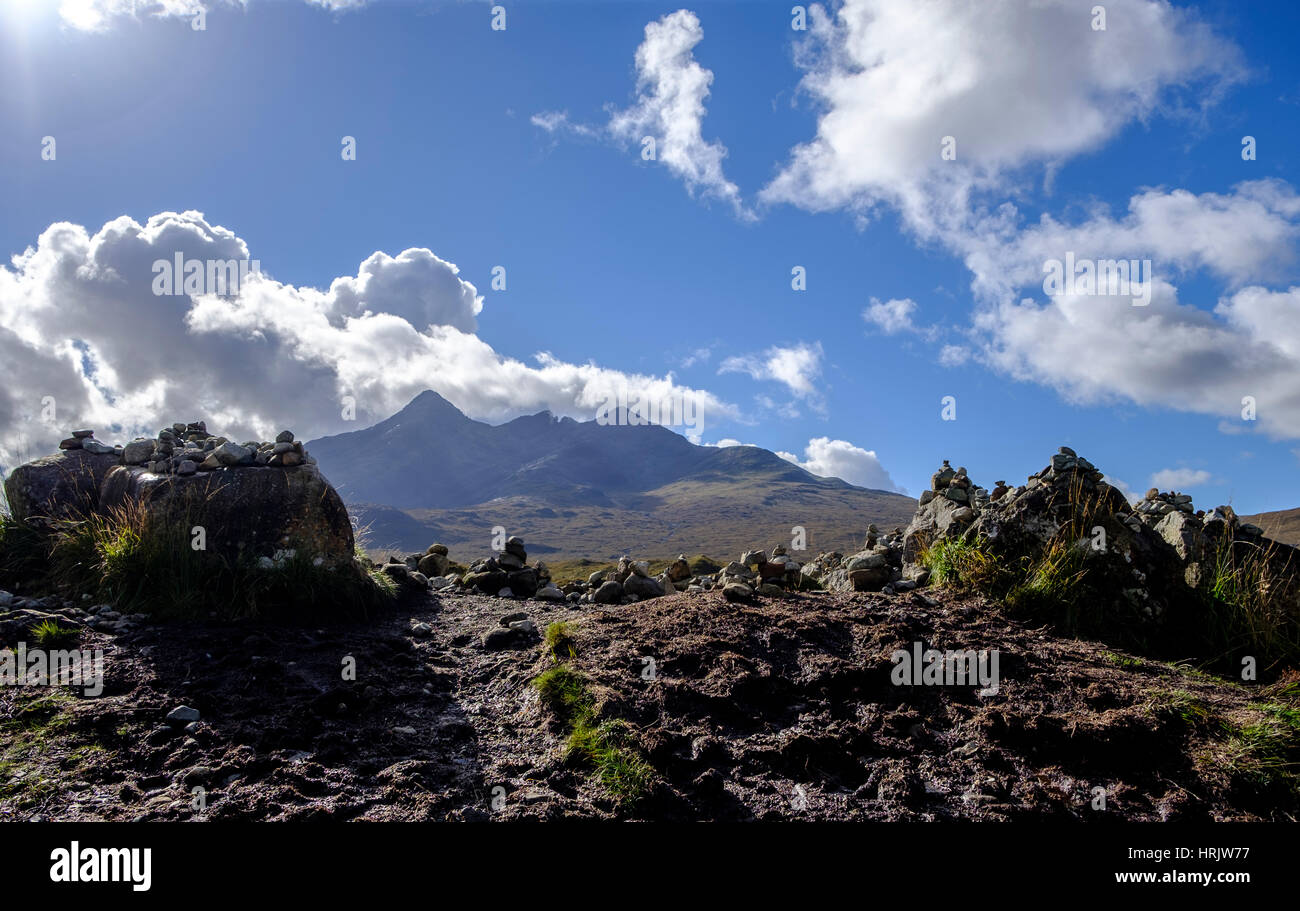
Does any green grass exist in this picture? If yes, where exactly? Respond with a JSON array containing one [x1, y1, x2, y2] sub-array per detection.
[[1102, 651, 1144, 670], [1005, 539, 1089, 621], [0, 689, 76, 810], [919, 536, 1009, 592], [30, 619, 79, 649], [1146, 689, 1214, 728], [1143, 686, 1299, 792], [531, 663, 653, 809], [1219, 701, 1300, 790], [5, 501, 396, 621], [533, 665, 593, 727], [544, 621, 577, 661], [538, 554, 725, 586], [1198, 540, 1300, 673], [564, 719, 655, 807]]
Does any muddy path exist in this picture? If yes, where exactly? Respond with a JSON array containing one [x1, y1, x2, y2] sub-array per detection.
[[2, 589, 1295, 821]]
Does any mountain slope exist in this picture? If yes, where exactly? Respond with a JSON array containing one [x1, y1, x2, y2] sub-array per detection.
[[309, 391, 916, 559], [1239, 507, 1300, 547]]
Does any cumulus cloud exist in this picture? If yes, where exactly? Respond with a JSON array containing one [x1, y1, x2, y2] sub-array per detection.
[[57, 0, 364, 31], [776, 437, 904, 493], [0, 211, 735, 469], [1102, 474, 1141, 504], [762, 0, 1240, 222], [964, 181, 1300, 304], [862, 297, 922, 335], [761, 1, 1300, 439], [937, 345, 970, 367], [719, 342, 824, 402], [1150, 468, 1214, 490], [535, 9, 752, 219]]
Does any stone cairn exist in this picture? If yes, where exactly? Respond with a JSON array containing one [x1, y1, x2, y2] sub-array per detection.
[[378, 541, 810, 605], [58, 422, 313, 476]]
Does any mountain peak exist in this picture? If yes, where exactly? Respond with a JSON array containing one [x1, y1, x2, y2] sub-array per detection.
[[386, 390, 473, 425]]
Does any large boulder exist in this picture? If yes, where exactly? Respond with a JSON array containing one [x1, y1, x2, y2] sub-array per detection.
[[4, 449, 122, 523], [98, 463, 355, 568], [903, 494, 981, 563], [623, 573, 665, 599]]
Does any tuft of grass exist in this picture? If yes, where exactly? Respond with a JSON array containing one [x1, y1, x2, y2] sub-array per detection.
[[1146, 689, 1214, 728], [533, 666, 593, 727], [0, 512, 50, 594], [13, 500, 396, 621], [1102, 651, 1144, 671], [531, 665, 653, 809], [30, 619, 78, 649], [1199, 540, 1300, 672], [544, 621, 578, 661], [1218, 701, 1300, 790], [565, 719, 654, 808], [920, 535, 1009, 592], [1005, 539, 1089, 621]]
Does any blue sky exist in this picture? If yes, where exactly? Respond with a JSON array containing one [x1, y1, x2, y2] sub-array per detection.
[[3, 0, 1300, 513]]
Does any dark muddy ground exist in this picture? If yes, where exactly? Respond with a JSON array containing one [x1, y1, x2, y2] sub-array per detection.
[[2, 588, 1296, 821]]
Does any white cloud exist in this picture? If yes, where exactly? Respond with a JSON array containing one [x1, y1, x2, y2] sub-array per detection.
[[530, 111, 599, 140], [937, 345, 969, 367], [57, 0, 364, 31], [777, 436, 904, 493], [862, 297, 920, 334], [719, 342, 824, 401], [1150, 468, 1214, 490], [762, 0, 1240, 223], [0, 211, 736, 469], [679, 346, 712, 368], [964, 181, 1300, 305], [760, 1, 1300, 439], [536, 9, 752, 219], [1101, 474, 1142, 504]]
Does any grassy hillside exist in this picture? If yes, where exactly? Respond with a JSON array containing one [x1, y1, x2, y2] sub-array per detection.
[[356, 479, 917, 563], [1240, 507, 1300, 547]]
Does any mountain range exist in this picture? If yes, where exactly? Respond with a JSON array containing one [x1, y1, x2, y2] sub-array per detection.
[[307, 391, 916, 561]]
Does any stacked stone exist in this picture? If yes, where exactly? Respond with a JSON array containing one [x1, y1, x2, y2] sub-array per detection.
[[1134, 488, 1195, 520], [59, 423, 314, 477], [799, 531, 911, 594], [1021, 446, 1105, 492], [520, 545, 807, 606], [455, 537, 566, 601], [57, 429, 119, 456], [919, 461, 983, 509], [916, 460, 981, 524], [706, 546, 803, 600], [383, 541, 466, 594]]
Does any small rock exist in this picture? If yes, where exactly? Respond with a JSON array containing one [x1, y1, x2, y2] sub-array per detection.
[[165, 705, 201, 725]]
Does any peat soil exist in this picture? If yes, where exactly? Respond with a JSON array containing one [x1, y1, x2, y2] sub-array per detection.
[[2, 588, 1295, 821]]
